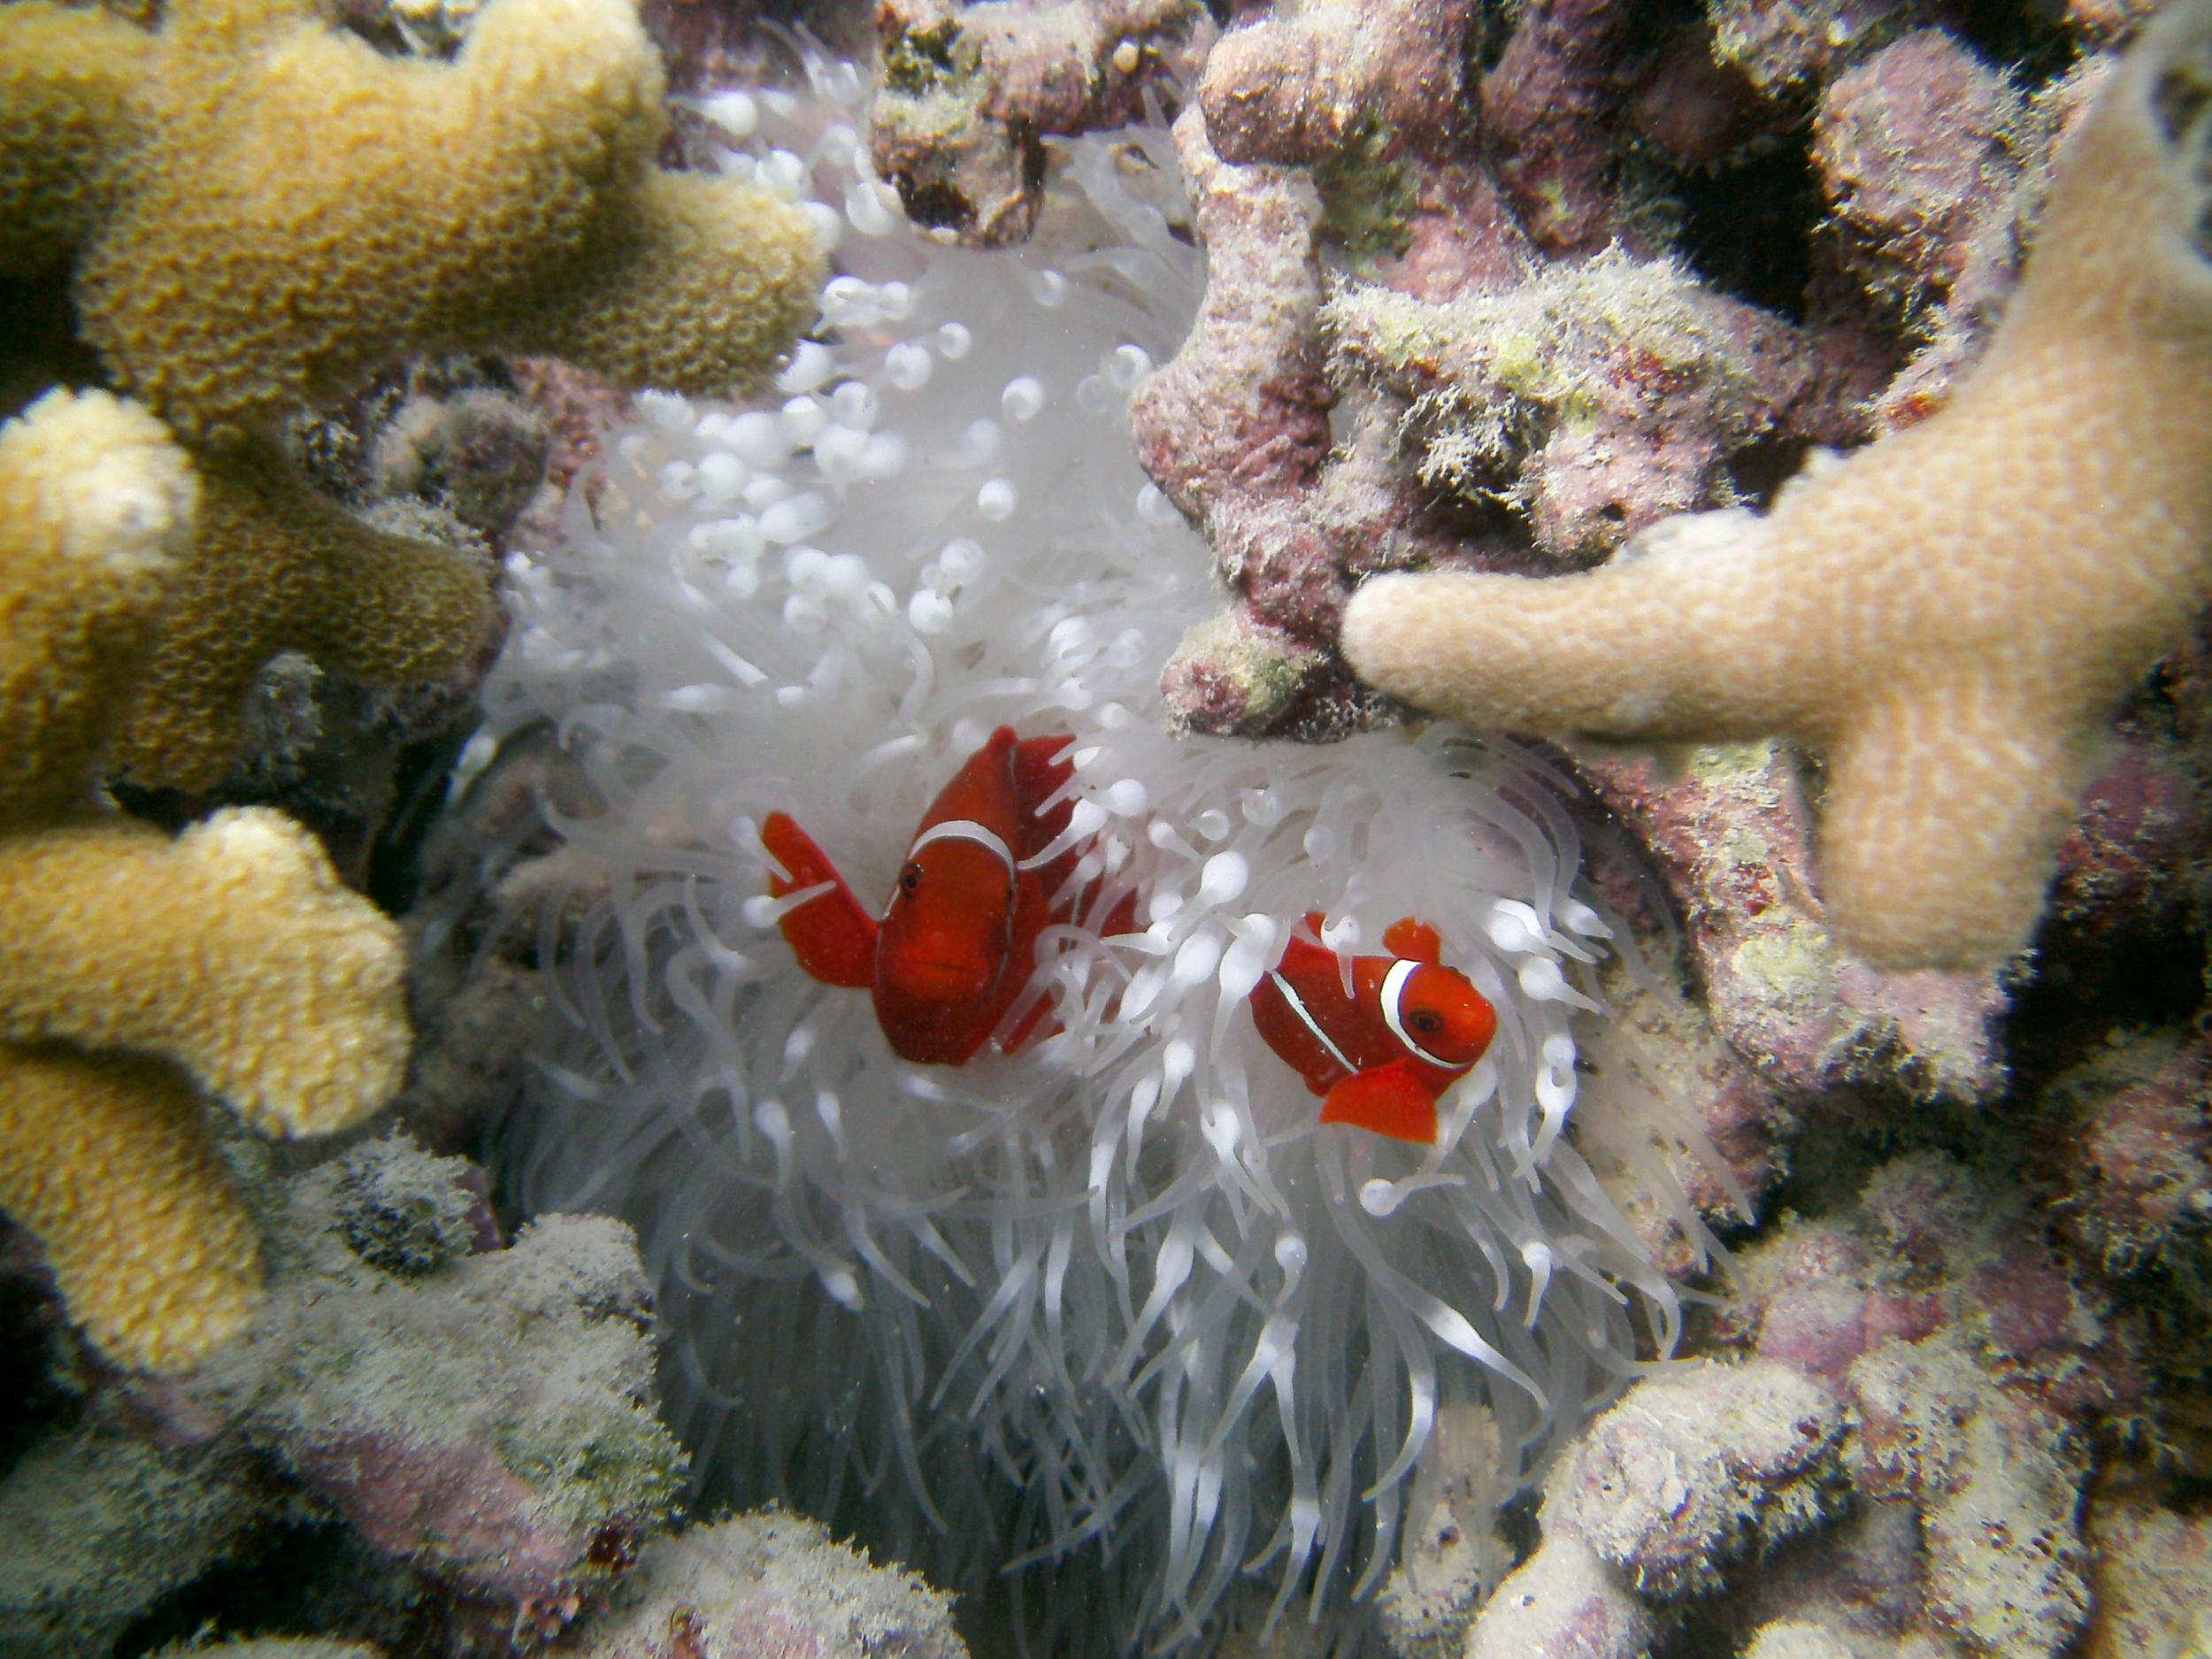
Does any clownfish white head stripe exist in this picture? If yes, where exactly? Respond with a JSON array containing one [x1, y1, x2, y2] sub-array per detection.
[[1266, 970, 1359, 1077], [1379, 958, 1456, 1070], [908, 818, 1018, 877]]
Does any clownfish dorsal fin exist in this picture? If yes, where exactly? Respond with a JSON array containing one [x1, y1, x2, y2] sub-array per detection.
[[1382, 917, 1444, 964], [1010, 733, 1079, 857], [761, 810, 878, 989], [913, 727, 1022, 867], [1318, 1060, 1440, 1145], [1273, 910, 1336, 972]]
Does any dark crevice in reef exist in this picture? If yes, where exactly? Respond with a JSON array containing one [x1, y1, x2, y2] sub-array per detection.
[[116, 1521, 362, 1658], [1671, 136, 1824, 323], [1946, 0, 2080, 86]]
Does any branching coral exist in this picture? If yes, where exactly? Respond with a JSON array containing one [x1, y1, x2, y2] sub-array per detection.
[[0, 388, 407, 1371], [2, 0, 826, 787], [106, 439, 499, 789], [1345, 0, 2212, 970], [7, 0, 822, 447]]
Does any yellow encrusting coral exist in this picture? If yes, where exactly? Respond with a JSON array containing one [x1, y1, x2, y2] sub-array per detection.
[[0, 389, 408, 1372], [1343, 0, 2212, 972]]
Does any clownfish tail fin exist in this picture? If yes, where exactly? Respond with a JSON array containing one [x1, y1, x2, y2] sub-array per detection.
[[761, 810, 878, 988]]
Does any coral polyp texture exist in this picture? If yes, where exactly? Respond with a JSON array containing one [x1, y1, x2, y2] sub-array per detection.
[[0, 388, 407, 1371], [4, 0, 824, 447], [1, 0, 827, 788], [451, 59, 1721, 1654], [1343, 0, 2212, 972]]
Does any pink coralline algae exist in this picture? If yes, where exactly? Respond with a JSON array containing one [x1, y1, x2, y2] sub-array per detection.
[[1432, 1151, 2145, 1659], [870, 0, 1216, 245], [1574, 744, 2010, 1106], [0, 1135, 685, 1658]]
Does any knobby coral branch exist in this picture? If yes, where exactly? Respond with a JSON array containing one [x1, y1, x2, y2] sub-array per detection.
[[1345, 0, 2212, 971]]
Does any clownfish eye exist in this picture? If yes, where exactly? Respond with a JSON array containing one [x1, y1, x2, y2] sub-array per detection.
[[899, 864, 923, 895], [1409, 1010, 1443, 1033]]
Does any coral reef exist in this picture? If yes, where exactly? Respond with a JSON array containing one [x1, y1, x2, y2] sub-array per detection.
[[1324, 251, 1845, 565], [0, 1418, 264, 1658], [0, 1133, 686, 1656], [1343, 0, 2212, 971], [2, 0, 825, 789], [1432, 1151, 2137, 1659], [558, 1512, 967, 1659], [6, 0, 822, 446], [0, 388, 408, 1372], [871, 0, 1215, 244], [2083, 1487, 2212, 1658], [1574, 744, 2009, 1103], [37, 0, 2211, 1653], [443, 65, 1729, 1655]]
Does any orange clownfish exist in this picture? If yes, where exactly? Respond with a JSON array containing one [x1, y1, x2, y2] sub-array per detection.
[[1248, 912, 1500, 1145], [761, 726, 1107, 1066]]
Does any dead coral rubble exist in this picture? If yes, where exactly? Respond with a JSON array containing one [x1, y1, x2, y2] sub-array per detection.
[[0, 1134, 685, 1658], [871, 0, 1215, 246], [1434, 1152, 2136, 1659]]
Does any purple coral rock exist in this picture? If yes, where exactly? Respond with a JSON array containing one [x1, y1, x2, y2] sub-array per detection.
[[1548, 1360, 1847, 1600], [1465, 1537, 1651, 1659], [1573, 745, 2008, 1103], [132, 1145, 683, 1647], [564, 1512, 964, 1659], [2056, 1032, 2212, 1273], [1813, 31, 2024, 319], [1129, 111, 1330, 518], [1847, 1340, 2091, 1658], [1710, 0, 1936, 98], [870, 0, 1215, 246], [2083, 1493, 2212, 1657], [1482, 0, 1643, 254], [1201, 0, 1475, 167]]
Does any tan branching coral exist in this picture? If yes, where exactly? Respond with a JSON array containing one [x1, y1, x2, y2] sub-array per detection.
[[0, 1048, 266, 1374], [2, 0, 826, 787], [0, 389, 407, 1371], [0, 813, 406, 1138], [8, 0, 823, 448], [108, 441, 496, 789], [1344, 0, 2212, 970]]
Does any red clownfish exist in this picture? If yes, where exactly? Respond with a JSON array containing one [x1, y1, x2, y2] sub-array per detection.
[[1248, 912, 1500, 1145], [761, 726, 1110, 1066]]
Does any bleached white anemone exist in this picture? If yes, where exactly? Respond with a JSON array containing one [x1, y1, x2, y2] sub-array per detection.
[[467, 47, 1708, 1655]]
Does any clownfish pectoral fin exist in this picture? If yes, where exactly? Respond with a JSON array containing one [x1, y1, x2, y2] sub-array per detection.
[[1318, 1060, 1440, 1145], [760, 810, 877, 989], [1382, 917, 1444, 965]]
